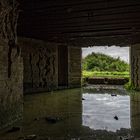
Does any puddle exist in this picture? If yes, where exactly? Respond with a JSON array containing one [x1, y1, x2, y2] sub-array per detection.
[[0, 87, 140, 140], [82, 93, 130, 132]]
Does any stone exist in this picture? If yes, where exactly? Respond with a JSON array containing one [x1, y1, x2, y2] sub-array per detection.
[[111, 93, 117, 96], [114, 115, 119, 120], [45, 116, 61, 124], [7, 126, 20, 133], [24, 135, 37, 140], [18, 135, 37, 140]]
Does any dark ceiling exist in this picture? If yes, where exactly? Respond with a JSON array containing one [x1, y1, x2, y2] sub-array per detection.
[[18, 0, 140, 46]]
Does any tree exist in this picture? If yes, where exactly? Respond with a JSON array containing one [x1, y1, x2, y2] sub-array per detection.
[[82, 52, 129, 72]]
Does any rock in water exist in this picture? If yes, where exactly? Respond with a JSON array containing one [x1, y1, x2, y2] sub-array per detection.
[[114, 115, 119, 120], [118, 135, 134, 140], [111, 93, 117, 96], [82, 98, 85, 100]]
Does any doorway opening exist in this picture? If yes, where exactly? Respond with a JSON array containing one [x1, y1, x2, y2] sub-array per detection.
[[82, 46, 130, 85], [58, 45, 68, 87]]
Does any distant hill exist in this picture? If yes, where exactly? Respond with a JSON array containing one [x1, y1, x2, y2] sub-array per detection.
[[82, 52, 129, 72]]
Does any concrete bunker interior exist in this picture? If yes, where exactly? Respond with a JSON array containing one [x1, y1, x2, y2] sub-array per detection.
[[1, 0, 140, 139]]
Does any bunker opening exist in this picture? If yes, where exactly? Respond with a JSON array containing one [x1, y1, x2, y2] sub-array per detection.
[[82, 46, 130, 86]]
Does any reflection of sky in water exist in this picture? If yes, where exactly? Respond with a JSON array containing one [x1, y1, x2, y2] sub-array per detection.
[[82, 93, 130, 132]]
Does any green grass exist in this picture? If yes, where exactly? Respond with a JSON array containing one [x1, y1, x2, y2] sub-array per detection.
[[83, 70, 130, 79]]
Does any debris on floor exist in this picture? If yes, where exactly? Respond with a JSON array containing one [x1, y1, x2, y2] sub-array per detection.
[[18, 134, 37, 140], [45, 116, 61, 124], [34, 118, 39, 121], [118, 134, 134, 140], [24, 134, 37, 140], [7, 126, 20, 133]]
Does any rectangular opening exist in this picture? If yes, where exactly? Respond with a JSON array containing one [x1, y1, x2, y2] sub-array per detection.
[[82, 46, 130, 85], [58, 45, 68, 87]]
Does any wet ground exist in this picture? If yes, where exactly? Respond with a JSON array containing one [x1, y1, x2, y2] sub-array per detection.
[[0, 85, 140, 140]]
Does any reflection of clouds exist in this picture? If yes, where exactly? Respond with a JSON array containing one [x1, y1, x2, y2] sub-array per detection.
[[82, 46, 129, 63], [82, 93, 130, 132]]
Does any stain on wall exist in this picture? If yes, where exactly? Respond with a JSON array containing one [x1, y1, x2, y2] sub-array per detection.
[[19, 38, 58, 93]]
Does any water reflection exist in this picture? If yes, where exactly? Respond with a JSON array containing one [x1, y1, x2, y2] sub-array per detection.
[[22, 89, 82, 137], [82, 93, 130, 132], [0, 88, 140, 140]]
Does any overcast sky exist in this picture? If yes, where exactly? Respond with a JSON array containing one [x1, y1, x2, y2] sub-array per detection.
[[82, 46, 130, 63]]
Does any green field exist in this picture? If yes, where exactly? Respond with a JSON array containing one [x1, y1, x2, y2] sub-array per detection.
[[83, 70, 130, 79]]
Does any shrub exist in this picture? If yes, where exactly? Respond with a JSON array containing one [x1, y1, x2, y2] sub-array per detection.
[[82, 52, 129, 72]]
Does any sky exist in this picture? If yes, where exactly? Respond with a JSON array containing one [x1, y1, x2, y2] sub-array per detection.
[[82, 46, 130, 63]]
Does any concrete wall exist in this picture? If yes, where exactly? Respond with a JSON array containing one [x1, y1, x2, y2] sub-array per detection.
[[68, 47, 82, 88], [0, 40, 23, 128], [19, 38, 82, 93], [19, 38, 58, 93], [131, 94, 140, 137], [0, 0, 23, 128], [130, 44, 140, 89]]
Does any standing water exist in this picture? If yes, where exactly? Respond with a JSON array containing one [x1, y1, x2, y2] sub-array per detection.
[[0, 86, 140, 140], [82, 93, 130, 132]]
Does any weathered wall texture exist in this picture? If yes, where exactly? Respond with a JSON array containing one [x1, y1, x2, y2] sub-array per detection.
[[19, 38, 81, 93], [131, 44, 140, 90], [68, 47, 81, 88], [0, 0, 23, 128], [19, 38, 58, 93], [131, 94, 140, 137]]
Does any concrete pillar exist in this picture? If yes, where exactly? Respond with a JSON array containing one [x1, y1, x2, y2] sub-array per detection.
[[130, 94, 140, 137], [0, 0, 23, 128], [130, 44, 140, 90], [68, 47, 82, 88]]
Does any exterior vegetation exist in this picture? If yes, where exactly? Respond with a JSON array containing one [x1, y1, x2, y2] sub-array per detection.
[[83, 71, 129, 78], [82, 52, 130, 78], [124, 81, 137, 90]]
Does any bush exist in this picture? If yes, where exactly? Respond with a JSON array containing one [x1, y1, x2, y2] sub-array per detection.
[[82, 52, 129, 72]]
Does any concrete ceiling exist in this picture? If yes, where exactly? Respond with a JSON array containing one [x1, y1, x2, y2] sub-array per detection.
[[18, 0, 140, 46]]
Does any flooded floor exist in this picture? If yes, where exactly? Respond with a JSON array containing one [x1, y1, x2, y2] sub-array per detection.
[[0, 86, 140, 140]]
